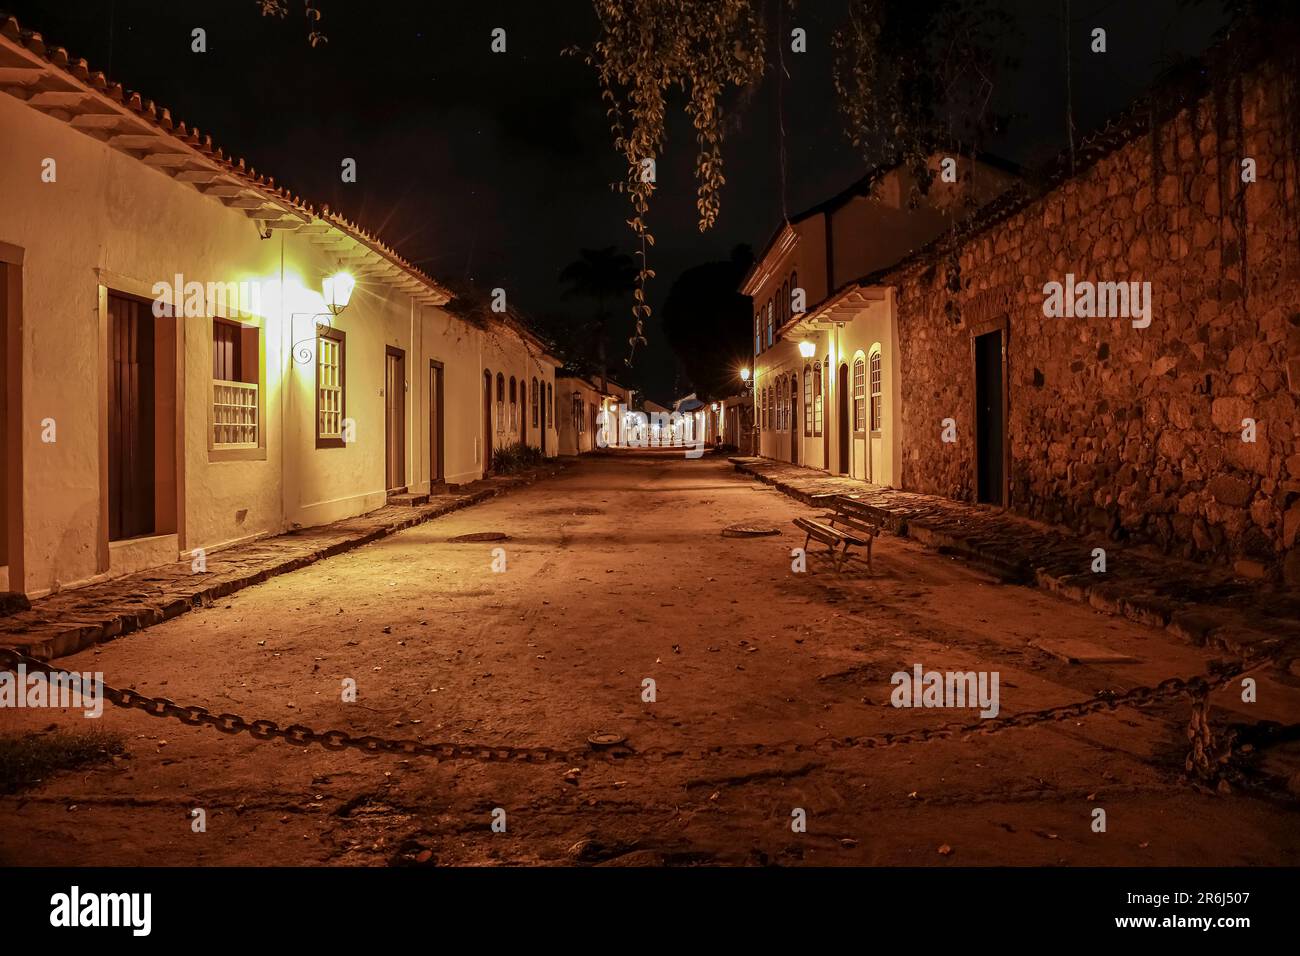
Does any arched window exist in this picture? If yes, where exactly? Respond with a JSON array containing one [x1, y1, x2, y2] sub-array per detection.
[[781, 280, 789, 325], [496, 372, 505, 429], [813, 362, 823, 436], [531, 378, 539, 427], [509, 376, 518, 431], [869, 350, 882, 432], [853, 357, 866, 432], [765, 386, 772, 430], [766, 300, 774, 347], [754, 314, 761, 356], [791, 270, 800, 316], [803, 365, 813, 436], [777, 379, 784, 432]]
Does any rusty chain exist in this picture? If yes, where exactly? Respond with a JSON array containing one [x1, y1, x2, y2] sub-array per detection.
[[0, 646, 1273, 771]]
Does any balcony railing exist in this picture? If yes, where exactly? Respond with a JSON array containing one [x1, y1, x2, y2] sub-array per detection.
[[213, 379, 258, 448]]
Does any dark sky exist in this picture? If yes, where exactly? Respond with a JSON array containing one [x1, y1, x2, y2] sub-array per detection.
[[7, 0, 1225, 402]]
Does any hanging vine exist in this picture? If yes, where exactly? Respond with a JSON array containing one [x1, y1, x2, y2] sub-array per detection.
[[567, 0, 766, 366], [257, 0, 328, 47]]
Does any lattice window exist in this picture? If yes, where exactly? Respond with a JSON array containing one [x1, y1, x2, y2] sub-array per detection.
[[803, 367, 812, 436], [870, 351, 882, 432], [317, 330, 344, 445], [813, 362, 823, 436], [853, 357, 866, 432], [213, 380, 258, 448]]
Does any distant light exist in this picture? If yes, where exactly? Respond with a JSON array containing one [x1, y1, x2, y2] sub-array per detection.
[[323, 272, 355, 315], [798, 340, 816, 358]]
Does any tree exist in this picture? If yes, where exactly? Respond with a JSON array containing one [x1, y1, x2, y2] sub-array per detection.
[[660, 245, 754, 401], [558, 247, 638, 391]]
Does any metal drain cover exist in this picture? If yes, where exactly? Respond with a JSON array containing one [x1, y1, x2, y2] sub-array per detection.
[[447, 531, 510, 543], [721, 525, 781, 538], [587, 732, 627, 749]]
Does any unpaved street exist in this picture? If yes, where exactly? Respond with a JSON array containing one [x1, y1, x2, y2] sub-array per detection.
[[2, 451, 1298, 866]]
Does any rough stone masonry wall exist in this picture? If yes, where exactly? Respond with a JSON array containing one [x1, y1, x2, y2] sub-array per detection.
[[894, 60, 1300, 583]]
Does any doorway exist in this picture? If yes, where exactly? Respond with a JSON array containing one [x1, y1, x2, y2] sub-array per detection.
[[482, 370, 493, 474], [428, 360, 444, 489], [107, 293, 157, 540], [384, 347, 406, 492], [539, 379, 547, 454], [790, 374, 799, 465], [974, 329, 1006, 505], [837, 362, 849, 475]]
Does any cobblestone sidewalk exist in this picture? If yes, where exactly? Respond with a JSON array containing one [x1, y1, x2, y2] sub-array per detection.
[[0, 464, 569, 660], [730, 456, 1300, 666]]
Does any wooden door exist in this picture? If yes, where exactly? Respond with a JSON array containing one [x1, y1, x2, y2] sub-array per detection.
[[0, 264, 6, 569], [385, 347, 406, 491], [482, 371, 493, 473], [975, 329, 1006, 505], [429, 361, 444, 486], [107, 294, 155, 540]]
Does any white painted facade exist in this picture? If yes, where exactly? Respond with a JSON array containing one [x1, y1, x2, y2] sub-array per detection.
[[0, 30, 559, 599], [742, 156, 1017, 486]]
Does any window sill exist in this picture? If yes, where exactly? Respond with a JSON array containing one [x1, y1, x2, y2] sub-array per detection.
[[210, 446, 267, 463]]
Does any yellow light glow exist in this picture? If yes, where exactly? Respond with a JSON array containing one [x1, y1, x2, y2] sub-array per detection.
[[798, 340, 816, 358], [323, 271, 356, 315]]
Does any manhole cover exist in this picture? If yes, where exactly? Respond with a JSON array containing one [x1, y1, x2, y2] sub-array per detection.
[[447, 531, 510, 543], [587, 732, 627, 749], [721, 525, 782, 538]]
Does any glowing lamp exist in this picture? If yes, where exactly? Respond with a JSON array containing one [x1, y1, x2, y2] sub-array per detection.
[[323, 271, 356, 315], [798, 340, 816, 358], [739, 367, 751, 382]]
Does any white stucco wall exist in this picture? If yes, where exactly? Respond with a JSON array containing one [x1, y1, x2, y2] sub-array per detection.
[[0, 91, 536, 597]]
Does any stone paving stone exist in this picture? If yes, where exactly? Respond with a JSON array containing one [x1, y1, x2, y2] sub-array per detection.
[[0, 464, 566, 660], [730, 456, 1299, 663]]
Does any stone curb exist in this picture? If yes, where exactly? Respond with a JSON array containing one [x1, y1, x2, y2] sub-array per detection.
[[730, 457, 1299, 664], [1, 464, 567, 662]]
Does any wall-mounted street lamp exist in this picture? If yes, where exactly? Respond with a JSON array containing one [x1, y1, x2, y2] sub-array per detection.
[[740, 366, 751, 384], [323, 271, 356, 316], [798, 340, 816, 359]]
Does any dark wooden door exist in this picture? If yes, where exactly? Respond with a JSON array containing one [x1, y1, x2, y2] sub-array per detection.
[[385, 347, 406, 491], [482, 371, 493, 473], [0, 264, 6, 568], [975, 329, 1006, 505], [107, 294, 155, 540], [539, 380, 547, 454], [429, 361, 444, 485], [790, 375, 799, 465], [837, 362, 850, 475]]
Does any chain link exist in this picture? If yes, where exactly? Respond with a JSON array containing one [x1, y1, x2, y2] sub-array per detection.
[[0, 646, 1272, 768]]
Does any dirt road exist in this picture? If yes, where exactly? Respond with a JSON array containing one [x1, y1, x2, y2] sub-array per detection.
[[2, 450, 1297, 866]]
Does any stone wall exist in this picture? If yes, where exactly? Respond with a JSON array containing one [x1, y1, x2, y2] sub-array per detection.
[[892, 60, 1300, 582]]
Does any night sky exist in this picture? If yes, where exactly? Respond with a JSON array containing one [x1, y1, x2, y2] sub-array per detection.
[[6, 0, 1225, 402]]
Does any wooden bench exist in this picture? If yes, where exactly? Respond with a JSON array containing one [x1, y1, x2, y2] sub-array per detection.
[[792, 494, 879, 573]]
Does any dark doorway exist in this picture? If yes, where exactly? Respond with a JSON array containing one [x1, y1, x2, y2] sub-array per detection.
[[837, 362, 850, 475], [107, 293, 156, 541], [429, 360, 444, 488], [384, 347, 406, 492], [975, 329, 1006, 505], [539, 379, 547, 454], [482, 370, 493, 474], [790, 374, 799, 465], [0, 263, 7, 571]]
